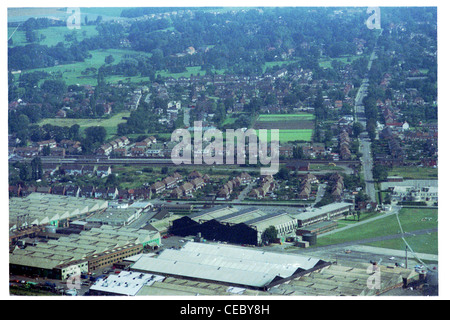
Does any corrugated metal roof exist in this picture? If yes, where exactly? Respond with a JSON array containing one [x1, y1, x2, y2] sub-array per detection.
[[131, 242, 323, 288]]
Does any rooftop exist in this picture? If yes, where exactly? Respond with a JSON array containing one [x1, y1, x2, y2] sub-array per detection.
[[131, 242, 327, 290]]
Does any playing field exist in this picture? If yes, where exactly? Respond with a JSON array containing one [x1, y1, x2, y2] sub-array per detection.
[[315, 207, 438, 255], [38, 111, 130, 139], [254, 113, 315, 142], [256, 113, 315, 122], [257, 129, 314, 143]]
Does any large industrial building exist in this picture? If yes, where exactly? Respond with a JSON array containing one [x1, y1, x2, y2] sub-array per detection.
[[9, 193, 108, 232], [292, 202, 353, 227], [170, 206, 298, 245], [9, 225, 161, 280], [131, 242, 330, 291]]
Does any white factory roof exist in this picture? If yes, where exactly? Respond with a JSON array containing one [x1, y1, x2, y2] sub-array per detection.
[[131, 242, 325, 289], [90, 271, 165, 296]]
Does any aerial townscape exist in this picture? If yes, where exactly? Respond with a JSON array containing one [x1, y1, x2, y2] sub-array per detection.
[[6, 6, 439, 301]]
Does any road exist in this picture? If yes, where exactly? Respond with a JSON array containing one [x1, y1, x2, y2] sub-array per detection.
[[360, 138, 376, 202]]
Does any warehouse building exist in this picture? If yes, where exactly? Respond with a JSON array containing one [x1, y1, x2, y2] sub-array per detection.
[[131, 242, 330, 291], [170, 206, 298, 245], [293, 202, 353, 227], [86, 207, 143, 226], [89, 271, 165, 296], [9, 225, 160, 280], [9, 193, 108, 232]]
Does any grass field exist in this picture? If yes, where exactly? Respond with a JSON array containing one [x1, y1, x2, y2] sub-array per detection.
[[318, 54, 366, 69], [253, 113, 315, 142], [257, 129, 314, 143], [388, 166, 438, 180], [38, 111, 130, 139], [315, 207, 438, 255], [256, 113, 315, 122], [156, 66, 225, 79], [16, 48, 153, 86], [262, 59, 300, 73], [8, 25, 99, 47]]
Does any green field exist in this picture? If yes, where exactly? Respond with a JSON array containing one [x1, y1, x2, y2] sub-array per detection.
[[318, 54, 366, 69], [8, 25, 99, 47], [315, 207, 438, 255], [257, 129, 314, 143], [38, 111, 130, 139], [17, 49, 153, 86], [156, 66, 225, 79], [388, 166, 438, 180], [263, 59, 300, 73], [256, 113, 315, 122]]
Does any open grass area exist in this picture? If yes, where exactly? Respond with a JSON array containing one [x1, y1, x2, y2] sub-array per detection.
[[388, 166, 438, 180], [367, 232, 438, 255], [263, 59, 300, 73], [18, 49, 153, 86], [257, 129, 314, 143], [38, 111, 130, 139], [156, 66, 225, 79], [318, 54, 366, 69], [315, 207, 438, 255], [256, 113, 315, 122], [8, 25, 99, 47]]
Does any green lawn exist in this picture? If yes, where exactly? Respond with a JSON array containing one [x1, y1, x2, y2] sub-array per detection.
[[257, 129, 314, 143], [318, 54, 366, 69], [18, 49, 153, 86], [256, 113, 315, 121], [8, 25, 99, 47], [38, 111, 130, 139], [263, 59, 300, 73], [315, 207, 438, 255], [156, 66, 225, 79], [388, 166, 438, 180]]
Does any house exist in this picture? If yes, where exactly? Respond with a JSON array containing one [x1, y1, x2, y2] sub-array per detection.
[[36, 139, 57, 151], [79, 186, 94, 198], [97, 144, 113, 156], [82, 165, 95, 176], [107, 187, 119, 199], [61, 164, 83, 176], [65, 186, 80, 197], [51, 185, 66, 196], [36, 186, 51, 194], [170, 187, 184, 199], [180, 182, 194, 197], [118, 189, 131, 200], [41, 164, 59, 176], [151, 181, 166, 194], [20, 185, 36, 197], [279, 145, 294, 158], [162, 176, 177, 189], [9, 185, 21, 197], [96, 166, 111, 177], [94, 188, 108, 199], [286, 160, 310, 171], [191, 178, 205, 190], [188, 171, 203, 180]]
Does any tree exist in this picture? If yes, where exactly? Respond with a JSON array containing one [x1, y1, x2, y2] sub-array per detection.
[[352, 122, 364, 138], [262, 226, 278, 244], [31, 157, 43, 180], [373, 164, 389, 182], [105, 54, 115, 64]]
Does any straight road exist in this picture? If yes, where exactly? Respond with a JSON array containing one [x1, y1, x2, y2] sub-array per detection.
[[360, 138, 376, 202]]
